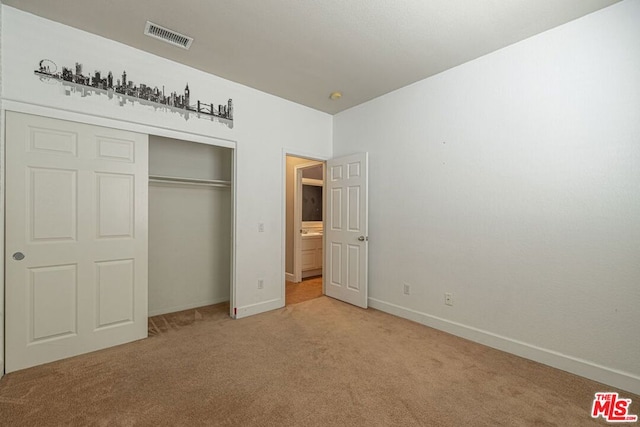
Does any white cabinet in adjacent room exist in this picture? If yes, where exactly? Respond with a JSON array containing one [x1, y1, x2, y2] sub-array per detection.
[[301, 235, 322, 278]]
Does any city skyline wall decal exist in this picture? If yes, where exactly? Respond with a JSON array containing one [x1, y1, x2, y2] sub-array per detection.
[[34, 59, 234, 128]]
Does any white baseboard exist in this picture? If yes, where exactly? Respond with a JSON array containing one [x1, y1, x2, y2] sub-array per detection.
[[368, 297, 640, 396], [302, 268, 322, 279], [148, 296, 229, 317], [285, 272, 295, 282], [235, 298, 283, 319]]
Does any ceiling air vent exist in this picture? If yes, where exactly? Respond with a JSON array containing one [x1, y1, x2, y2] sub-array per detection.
[[144, 21, 193, 50]]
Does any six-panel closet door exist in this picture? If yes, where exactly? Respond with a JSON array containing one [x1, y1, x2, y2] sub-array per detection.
[[4, 111, 149, 372]]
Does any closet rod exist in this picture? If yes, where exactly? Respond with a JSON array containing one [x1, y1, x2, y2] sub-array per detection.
[[149, 174, 231, 188]]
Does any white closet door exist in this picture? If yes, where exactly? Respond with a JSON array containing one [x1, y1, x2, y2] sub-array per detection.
[[5, 111, 148, 372]]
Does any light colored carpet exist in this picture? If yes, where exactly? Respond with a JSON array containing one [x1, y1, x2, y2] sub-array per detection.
[[0, 297, 637, 426]]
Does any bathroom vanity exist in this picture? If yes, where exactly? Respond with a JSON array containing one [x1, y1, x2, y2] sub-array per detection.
[[301, 233, 323, 278]]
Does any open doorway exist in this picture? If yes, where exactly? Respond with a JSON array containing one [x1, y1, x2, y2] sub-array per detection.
[[285, 155, 325, 305], [148, 136, 234, 316]]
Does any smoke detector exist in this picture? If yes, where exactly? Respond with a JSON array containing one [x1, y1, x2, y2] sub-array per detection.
[[144, 21, 193, 50]]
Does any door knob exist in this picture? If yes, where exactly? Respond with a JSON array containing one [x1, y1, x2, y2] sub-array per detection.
[[12, 252, 25, 261], [357, 236, 367, 242]]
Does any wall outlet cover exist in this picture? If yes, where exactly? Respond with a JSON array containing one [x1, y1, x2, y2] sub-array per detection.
[[403, 283, 410, 295]]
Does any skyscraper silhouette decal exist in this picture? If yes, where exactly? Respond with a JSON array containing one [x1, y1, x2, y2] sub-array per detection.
[[35, 59, 234, 127]]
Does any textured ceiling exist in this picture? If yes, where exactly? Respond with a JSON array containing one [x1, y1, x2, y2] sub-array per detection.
[[3, 0, 621, 114]]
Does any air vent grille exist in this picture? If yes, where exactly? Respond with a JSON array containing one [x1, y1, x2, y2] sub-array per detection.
[[144, 21, 193, 50]]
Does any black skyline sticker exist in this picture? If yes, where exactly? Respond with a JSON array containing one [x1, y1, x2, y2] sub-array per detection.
[[35, 59, 234, 128]]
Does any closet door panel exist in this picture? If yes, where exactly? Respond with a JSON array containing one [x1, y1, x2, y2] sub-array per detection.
[[5, 111, 148, 372]]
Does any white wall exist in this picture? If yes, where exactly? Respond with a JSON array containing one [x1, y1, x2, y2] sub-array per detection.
[[0, 7, 332, 324], [334, 0, 640, 394], [0, 0, 4, 378]]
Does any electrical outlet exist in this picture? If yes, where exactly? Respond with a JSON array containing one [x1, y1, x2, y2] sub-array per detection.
[[258, 222, 265, 232], [403, 283, 411, 295], [444, 293, 453, 306], [258, 279, 264, 289]]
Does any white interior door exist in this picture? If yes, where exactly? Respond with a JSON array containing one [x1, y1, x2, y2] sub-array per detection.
[[5, 111, 148, 372], [325, 152, 368, 308]]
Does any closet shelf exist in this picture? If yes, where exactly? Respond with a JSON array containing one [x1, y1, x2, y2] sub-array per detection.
[[149, 175, 231, 188]]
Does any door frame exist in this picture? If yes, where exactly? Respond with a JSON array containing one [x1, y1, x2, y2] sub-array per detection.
[[1, 100, 238, 375], [293, 161, 324, 283], [282, 150, 329, 303]]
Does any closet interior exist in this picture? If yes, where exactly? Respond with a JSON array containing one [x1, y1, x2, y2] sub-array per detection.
[[148, 135, 233, 316]]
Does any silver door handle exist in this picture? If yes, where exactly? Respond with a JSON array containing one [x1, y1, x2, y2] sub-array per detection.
[[357, 236, 368, 242], [12, 252, 25, 261]]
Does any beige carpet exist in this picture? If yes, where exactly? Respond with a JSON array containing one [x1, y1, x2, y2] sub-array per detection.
[[0, 297, 637, 426]]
